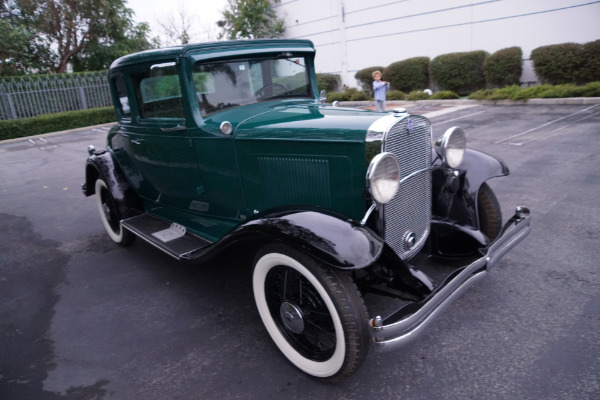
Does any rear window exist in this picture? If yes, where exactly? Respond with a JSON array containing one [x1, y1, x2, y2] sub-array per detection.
[[132, 62, 185, 120]]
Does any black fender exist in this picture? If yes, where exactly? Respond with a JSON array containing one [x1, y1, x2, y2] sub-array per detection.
[[432, 148, 508, 228], [220, 208, 385, 270], [82, 150, 143, 218]]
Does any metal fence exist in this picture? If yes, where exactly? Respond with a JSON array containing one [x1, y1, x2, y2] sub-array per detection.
[[0, 72, 112, 120]]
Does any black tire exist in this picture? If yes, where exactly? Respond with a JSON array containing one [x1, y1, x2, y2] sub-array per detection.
[[478, 182, 502, 241], [95, 178, 135, 246], [252, 243, 370, 382]]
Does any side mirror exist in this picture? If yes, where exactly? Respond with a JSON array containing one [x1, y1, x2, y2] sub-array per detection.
[[319, 90, 326, 103]]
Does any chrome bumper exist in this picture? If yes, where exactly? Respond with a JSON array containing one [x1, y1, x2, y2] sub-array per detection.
[[370, 206, 532, 351]]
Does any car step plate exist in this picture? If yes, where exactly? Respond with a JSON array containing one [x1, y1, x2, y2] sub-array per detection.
[[121, 214, 211, 260]]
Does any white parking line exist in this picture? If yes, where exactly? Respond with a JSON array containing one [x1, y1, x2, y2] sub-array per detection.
[[426, 105, 482, 121], [430, 110, 486, 125], [495, 104, 600, 145]]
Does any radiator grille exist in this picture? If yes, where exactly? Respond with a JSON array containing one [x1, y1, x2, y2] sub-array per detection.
[[382, 115, 432, 260]]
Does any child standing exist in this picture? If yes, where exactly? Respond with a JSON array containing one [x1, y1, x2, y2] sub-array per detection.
[[372, 70, 390, 112]]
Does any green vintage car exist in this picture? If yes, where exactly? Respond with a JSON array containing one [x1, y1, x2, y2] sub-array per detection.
[[82, 39, 531, 382]]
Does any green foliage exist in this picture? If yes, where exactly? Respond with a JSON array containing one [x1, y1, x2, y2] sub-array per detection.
[[1, 0, 154, 74], [531, 43, 583, 84], [72, 22, 159, 72], [579, 39, 600, 83], [217, 0, 284, 39], [484, 47, 522, 87], [467, 82, 600, 101], [0, 108, 116, 141], [387, 90, 406, 100], [384, 57, 430, 92], [0, 70, 108, 85], [326, 88, 371, 102], [431, 90, 459, 100], [316, 73, 341, 92], [405, 90, 430, 101], [354, 66, 384, 95], [0, 9, 55, 75], [430, 50, 489, 95]]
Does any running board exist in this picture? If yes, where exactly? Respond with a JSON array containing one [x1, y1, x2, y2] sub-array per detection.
[[121, 214, 212, 261]]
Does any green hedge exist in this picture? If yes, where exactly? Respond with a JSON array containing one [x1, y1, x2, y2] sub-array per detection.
[[354, 66, 385, 95], [468, 81, 600, 101], [484, 47, 522, 87], [316, 73, 341, 92], [0, 107, 116, 141], [431, 90, 459, 100], [579, 39, 600, 83], [531, 42, 583, 84], [384, 57, 430, 93], [430, 50, 489, 95], [326, 87, 371, 102]]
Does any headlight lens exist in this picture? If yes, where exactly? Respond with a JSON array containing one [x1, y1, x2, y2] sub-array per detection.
[[435, 126, 466, 168], [367, 152, 400, 204]]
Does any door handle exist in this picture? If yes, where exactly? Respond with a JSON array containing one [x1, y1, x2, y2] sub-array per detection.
[[131, 139, 144, 145]]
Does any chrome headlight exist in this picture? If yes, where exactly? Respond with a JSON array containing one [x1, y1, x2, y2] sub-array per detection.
[[435, 126, 466, 168], [366, 152, 400, 204]]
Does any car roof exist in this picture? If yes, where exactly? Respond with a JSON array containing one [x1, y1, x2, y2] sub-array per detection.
[[109, 39, 315, 69]]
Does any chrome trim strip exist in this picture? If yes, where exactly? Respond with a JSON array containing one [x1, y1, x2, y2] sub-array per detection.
[[370, 207, 532, 352]]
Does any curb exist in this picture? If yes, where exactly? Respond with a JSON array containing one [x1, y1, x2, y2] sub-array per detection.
[[337, 97, 600, 107], [0, 122, 116, 144], [2, 98, 599, 144]]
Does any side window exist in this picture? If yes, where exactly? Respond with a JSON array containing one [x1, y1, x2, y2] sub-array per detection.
[[133, 62, 185, 120], [113, 75, 131, 118]]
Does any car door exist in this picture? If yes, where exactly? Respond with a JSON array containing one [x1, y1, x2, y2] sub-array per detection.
[[126, 61, 202, 212]]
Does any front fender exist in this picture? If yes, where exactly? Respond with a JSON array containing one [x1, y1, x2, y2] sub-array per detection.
[[433, 148, 509, 227], [235, 208, 384, 270], [83, 150, 143, 216]]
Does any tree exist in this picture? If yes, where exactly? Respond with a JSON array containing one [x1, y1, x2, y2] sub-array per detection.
[[72, 22, 160, 71], [157, 5, 195, 46], [217, 0, 284, 40], [0, 1, 55, 75]]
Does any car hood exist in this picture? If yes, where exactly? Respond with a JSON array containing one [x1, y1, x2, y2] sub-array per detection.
[[202, 101, 384, 142]]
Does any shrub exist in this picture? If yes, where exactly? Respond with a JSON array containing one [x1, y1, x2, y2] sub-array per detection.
[[384, 57, 430, 92], [316, 73, 341, 92], [579, 39, 600, 83], [431, 90, 459, 100], [350, 90, 371, 101], [326, 87, 371, 102], [430, 50, 489, 95], [484, 47, 522, 87], [530, 43, 583, 84], [354, 66, 385, 95], [0, 107, 116, 141], [466, 81, 600, 101], [405, 90, 430, 101], [387, 90, 406, 100]]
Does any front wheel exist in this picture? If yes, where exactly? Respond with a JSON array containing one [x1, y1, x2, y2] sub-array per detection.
[[252, 243, 370, 382], [95, 178, 135, 246], [478, 182, 502, 241]]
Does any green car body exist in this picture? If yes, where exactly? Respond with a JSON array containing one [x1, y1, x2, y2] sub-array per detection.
[[83, 39, 531, 382]]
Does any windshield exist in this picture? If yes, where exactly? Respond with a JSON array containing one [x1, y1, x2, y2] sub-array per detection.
[[193, 56, 312, 116]]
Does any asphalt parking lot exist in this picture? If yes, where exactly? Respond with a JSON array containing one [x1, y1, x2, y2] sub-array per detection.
[[1, 103, 599, 399]]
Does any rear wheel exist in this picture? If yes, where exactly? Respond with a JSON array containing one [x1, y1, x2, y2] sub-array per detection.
[[95, 178, 135, 246], [252, 243, 370, 382]]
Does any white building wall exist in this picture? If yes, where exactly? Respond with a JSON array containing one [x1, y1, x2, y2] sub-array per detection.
[[274, 0, 600, 88]]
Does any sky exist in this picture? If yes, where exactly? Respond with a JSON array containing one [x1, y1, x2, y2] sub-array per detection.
[[126, 0, 229, 44]]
